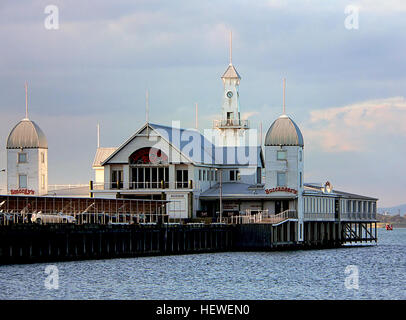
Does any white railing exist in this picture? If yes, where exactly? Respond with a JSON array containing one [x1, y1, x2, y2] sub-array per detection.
[[263, 210, 298, 224], [303, 212, 336, 221], [229, 209, 297, 225], [48, 184, 89, 191], [93, 181, 193, 191], [213, 119, 249, 129], [340, 212, 377, 221]]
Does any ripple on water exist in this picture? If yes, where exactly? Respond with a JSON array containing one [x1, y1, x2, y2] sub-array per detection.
[[0, 229, 405, 300]]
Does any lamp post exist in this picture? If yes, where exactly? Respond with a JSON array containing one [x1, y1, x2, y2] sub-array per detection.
[[0, 169, 5, 195], [217, 168, 223, 223]]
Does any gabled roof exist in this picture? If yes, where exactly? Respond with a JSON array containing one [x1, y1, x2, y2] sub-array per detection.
[[101, 122, 264, 167], [149, 123, 214, 164], [221, 64, 241, 79], [303, 183, 378, 200], [92, 147, 117, 167]]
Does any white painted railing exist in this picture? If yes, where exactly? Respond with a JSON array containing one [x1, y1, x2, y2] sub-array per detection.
[[303, 213, 336, 221], [340, 212, 377, 221], [229, 209, 297, 225]]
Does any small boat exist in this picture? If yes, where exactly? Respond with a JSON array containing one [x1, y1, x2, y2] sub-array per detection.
[[385, 224, 393, 230]]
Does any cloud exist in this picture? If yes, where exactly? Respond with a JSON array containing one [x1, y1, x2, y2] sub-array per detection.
[[241, 111, 259, 120], [303, 96, 406, 152]]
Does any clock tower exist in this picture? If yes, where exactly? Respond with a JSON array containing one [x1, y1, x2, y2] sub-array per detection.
[[212, 33, 249, 146]]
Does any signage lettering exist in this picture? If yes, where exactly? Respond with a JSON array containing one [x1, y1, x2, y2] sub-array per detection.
[[10, 189, 35, 195], [265, 187, 297, 195]]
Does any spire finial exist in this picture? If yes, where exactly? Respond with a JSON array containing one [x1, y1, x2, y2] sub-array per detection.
[[25, 82, 28, 119], [146, 89, 149, 124], [97, 123, 100, 148], [283, 78, 286, 115], [146, 89, 150, 137], [195, 102, 198, 130], [229, 31, 233, 65]]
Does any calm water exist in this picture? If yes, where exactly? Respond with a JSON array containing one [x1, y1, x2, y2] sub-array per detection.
[[0, 228, 405, 300]]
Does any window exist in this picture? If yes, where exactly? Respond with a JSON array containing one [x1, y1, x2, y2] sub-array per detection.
[[18, 153, 27, 163], [19, 174, 27, 188], [131, 167, 169, 189], [229, 170, 240, 181], [277, 150, 287, 160], [257, 167, 262, 184], [230, 170, 235, 181], [277, 172, 286, 187], [203, 170, 206, 181], [199, 169, 202, 181], [215, 170, 218, 181], [176, 169, 188, 188], [300, 172, 302, 188], [299, 150, 302, 162], [41, 175, 45, 189], [111, 169, 123, 189], [41, 152, 45, 164]]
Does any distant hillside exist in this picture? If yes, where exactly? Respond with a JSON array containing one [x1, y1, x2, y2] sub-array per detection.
[[377, 213, 406, 228], [378, 204, 406, 215]]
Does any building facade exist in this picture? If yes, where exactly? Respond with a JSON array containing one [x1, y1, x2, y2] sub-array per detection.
[[6, 118, 48, 196], [91, 56, 378, 228]]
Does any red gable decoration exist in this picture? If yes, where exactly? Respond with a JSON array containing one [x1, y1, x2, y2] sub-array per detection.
[[129, 147, 168, 165]]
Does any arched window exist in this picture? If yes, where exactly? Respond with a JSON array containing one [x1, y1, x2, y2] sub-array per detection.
[[129, 147, 168, 165]]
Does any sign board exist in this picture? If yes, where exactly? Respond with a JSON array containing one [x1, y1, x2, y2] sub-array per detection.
[[10, 189, 35, 195], [167, 193, 188, 219], [265, 187, 297, 195]]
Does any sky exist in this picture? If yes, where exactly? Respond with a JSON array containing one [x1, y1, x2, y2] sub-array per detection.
[[0, 0, 405, 207]]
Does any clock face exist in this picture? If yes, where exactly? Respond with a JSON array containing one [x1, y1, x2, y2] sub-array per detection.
[[226, 91, 233, 98]]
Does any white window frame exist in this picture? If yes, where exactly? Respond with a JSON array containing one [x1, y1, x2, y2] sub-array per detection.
[[277, 150, 287, 161], [19, 174, 28, 189], [277, 171, 287, 187], [18, 152, 27, 163]]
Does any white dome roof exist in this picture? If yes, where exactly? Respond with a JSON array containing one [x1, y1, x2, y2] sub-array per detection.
[[265, 114, 304, 147], [7, 118, 48, 149]]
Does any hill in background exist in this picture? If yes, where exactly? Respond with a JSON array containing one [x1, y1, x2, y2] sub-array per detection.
[[378, 204, 406, 215]]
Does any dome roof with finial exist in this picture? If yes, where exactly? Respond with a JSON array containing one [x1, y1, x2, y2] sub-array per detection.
[[7, 118, 48, 149], [264, 114, 304, 147]]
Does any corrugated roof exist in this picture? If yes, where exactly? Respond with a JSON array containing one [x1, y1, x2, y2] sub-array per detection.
[[102, 122, 263, 167], [150, 123, 262, 166], [221, 64, 241, 79], [93, 147, 117, 167], [200, 182, 270, 199], [265, 114, 304, 147], [303, 183, 378, 200], [7, 118, 48, 149]]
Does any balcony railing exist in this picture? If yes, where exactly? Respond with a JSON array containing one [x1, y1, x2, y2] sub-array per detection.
[[94, 181, 193, 191], [303, 213, 336, 221], [340, 212, 377, 221], [213, 119, 249, 129], [227, 209, 297, 225]]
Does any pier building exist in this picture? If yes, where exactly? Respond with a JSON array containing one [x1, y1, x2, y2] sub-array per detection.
[[90, 47, 378, 241]]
